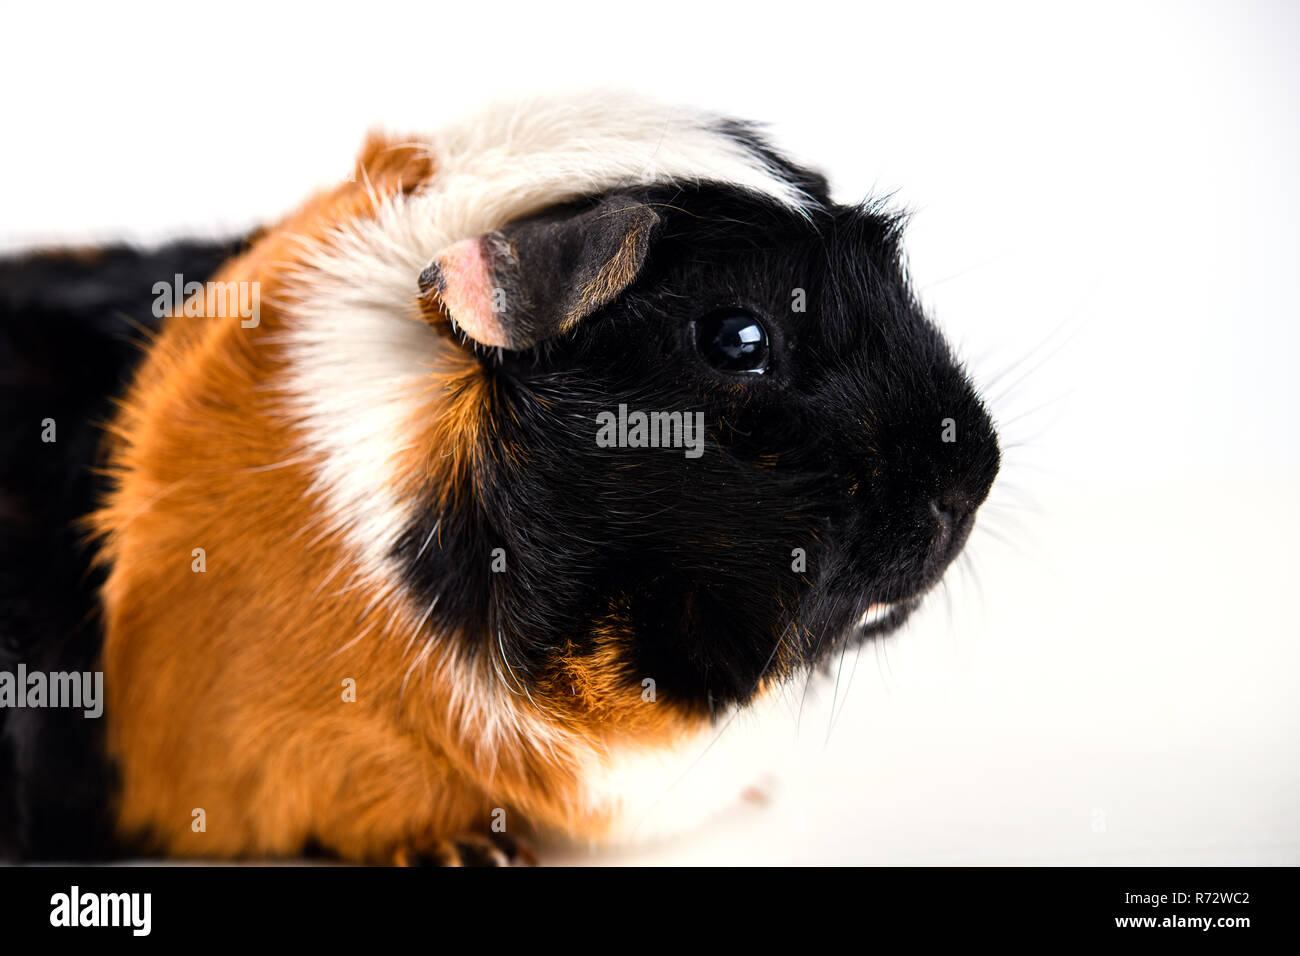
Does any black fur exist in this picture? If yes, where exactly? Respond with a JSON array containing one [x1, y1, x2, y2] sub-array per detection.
[[0, 238, 242, 859], [396, 183, 1000, 714]]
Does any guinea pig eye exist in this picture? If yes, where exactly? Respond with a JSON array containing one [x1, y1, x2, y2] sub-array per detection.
[[693, 311, 770, 374]]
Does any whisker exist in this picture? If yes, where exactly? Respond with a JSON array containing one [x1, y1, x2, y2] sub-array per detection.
[[824, 630, 851, 747], [827, 640, 866, 739]]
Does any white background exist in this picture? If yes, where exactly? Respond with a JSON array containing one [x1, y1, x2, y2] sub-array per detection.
[[4, 0, 1297, 864]]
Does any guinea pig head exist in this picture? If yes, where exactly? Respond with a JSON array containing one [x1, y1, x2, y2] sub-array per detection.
[[410, 184, 1000, 718]]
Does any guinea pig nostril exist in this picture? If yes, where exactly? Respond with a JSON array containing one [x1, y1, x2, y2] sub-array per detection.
[[929, 498, 954, 552], [931, 491, 973, 529]]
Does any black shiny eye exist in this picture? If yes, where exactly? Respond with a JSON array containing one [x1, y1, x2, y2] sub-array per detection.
[[694, 311, 770, 374]]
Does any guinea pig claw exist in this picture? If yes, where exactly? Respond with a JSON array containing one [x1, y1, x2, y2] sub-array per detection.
[[391, 831, 538, 867]]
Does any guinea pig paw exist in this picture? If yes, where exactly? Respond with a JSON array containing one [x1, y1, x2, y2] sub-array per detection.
[[391, 831, 538, 867]]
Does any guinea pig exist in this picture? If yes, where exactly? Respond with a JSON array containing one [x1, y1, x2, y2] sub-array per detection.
[[0, 90, 999, 864]]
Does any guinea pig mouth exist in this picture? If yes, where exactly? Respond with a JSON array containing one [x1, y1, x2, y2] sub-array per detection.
[[857, 598, 920, 638]]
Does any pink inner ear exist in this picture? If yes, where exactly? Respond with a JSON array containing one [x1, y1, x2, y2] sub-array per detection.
[[434, 238, 510, 348]]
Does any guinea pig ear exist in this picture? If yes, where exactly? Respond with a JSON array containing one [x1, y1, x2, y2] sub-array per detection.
[[418, 195, 660, 350]]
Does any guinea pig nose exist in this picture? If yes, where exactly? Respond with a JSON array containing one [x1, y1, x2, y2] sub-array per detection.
[[930, 491, 973, 530], [926, 492, 977, 571]]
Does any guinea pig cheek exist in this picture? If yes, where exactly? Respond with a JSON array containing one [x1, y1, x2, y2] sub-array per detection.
[[427, 238, 511, 348]]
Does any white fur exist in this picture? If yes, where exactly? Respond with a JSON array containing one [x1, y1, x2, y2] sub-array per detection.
[[412, 89, 819, 239], [576, 686, 800, 845]]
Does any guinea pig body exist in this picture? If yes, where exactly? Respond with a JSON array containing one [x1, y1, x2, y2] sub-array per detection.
[[1, 92, 998, 863]]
